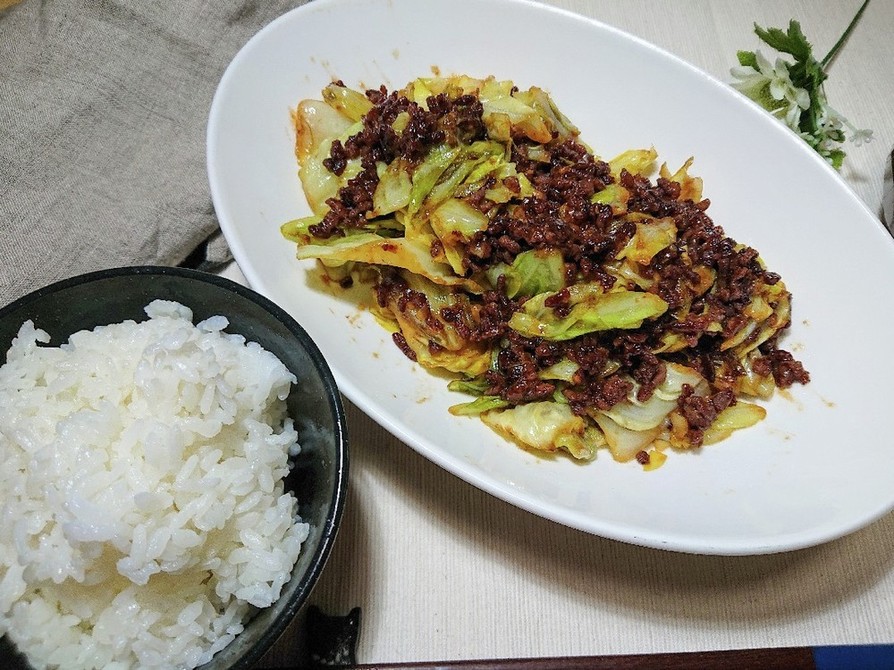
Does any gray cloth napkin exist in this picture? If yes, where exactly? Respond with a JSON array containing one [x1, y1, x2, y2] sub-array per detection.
[[0, 0, 308, 307]]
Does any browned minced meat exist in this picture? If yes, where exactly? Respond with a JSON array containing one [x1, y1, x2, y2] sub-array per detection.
[[484, 332, 560, 404], [678, 385, 736, 446], [465, 139, 621, 290], [480, 330, 651, 411], [625, 170, 773, 329], [472, 282, 520, 342], [563, 363, 634, 413], [310, 85, 485, 239], [460, 139, 808, 409], [752, 347, 811, 388], [315, 83, 808, 418]]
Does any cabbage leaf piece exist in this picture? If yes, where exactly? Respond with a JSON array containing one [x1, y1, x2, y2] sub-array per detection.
[[595, 363, 706, 432], [513, 86, 580, 139], [457, 152, 535, 204], [293, 99, 355, 162], [374, 272, 492, 376], [702, 402, 767, 444], [408, 144, 464, 216], [590, 412, 661, 462], [495, 249, 566, 299], [537, 357, 579, 382], [373, 158, 414, 217], [509, 284, 668, 340], [733, 351, 776, 399], [449, 395, 508, 416], [591, 183, 630, 216], [587, 363, 706, 461], [295, 232, 486, 293], [476, 78, 553, 144], [616, 215, 678, 266], [402, 75, 578, 143], [429, 198, 491, 275], [659, 157, 703, 202], [447, 377, 490, 395], [720, 276, 791, 354], [417, 141, 507, 218], [280, 215, 321, 246], [479, 400, 603, 460], [321, 82, 373, 122], [402, 74, 486, 106], [402, 141, 504, 250], [608, 147, 658, 179], [292, 101, 363, 217]]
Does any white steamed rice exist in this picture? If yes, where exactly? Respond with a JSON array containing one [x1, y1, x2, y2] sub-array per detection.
[[0, 300, 309, 669]]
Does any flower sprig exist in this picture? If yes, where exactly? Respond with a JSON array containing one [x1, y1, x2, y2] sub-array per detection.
[[730, 0, 872, 169]]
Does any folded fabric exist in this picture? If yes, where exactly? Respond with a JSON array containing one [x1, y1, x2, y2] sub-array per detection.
[[0, 0, 307, 307]]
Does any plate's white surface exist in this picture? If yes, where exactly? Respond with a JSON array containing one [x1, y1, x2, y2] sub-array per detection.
[[207, 0, 894, 555]]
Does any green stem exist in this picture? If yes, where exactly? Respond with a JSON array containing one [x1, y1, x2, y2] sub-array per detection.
[[820, 0, 870, 68]]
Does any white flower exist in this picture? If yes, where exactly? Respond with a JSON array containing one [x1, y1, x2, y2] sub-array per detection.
[[730, 56, 772, 100], [821, 106, 872, 149], [823, 105, 874, 147], [731, 50, 810, 131], [730, 8, 872, 169], [850, 127, 873, 146], [730, 60, 769, 95]]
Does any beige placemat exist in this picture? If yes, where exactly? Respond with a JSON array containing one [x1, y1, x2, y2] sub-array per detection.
[[0, 0, 307, 307]]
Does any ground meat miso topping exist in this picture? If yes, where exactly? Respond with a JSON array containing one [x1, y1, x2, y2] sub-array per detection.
[[282, 75, 809, 465]]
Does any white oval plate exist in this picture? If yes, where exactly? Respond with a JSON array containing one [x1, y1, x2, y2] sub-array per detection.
[[207, 0, 894, 555]]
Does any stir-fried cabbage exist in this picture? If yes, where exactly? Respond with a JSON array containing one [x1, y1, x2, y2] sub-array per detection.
[[508, 284, 669, 340], [281, 74, 809, 468], [480, 401, 603, 461]]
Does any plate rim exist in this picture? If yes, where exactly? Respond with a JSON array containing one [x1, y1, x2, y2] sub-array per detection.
[[206, 0, 894, 556]]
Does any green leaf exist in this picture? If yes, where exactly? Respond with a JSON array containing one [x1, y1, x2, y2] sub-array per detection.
[[294, 232, 479, 290], [702, 402, 767, 445], [608, 148, 657, 179], [426, 142, 505, 213], [430, 198, 491, 241], [538, 358, 579, 383], [598, 363, 704, 431], [826, 149, 846, 170], [754, 20, 813, 61], [736, 50, 758, 68], [616, 216, 678, 265]]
